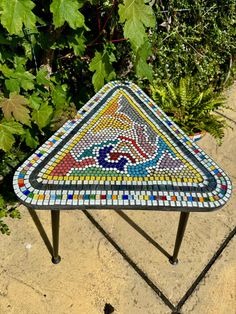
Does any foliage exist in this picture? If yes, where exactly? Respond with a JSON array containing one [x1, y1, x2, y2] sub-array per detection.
[[89, 46, 116, 91], [0, 194, 21, 235], [151, 0, 236, 89], [150, 77, 227, 143], [0, 0, 235, 234]]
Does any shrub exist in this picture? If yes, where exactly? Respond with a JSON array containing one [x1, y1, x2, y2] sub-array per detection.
[[150, 77, 227, 143]]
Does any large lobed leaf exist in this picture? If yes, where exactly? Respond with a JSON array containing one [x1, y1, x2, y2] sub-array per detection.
[[0, 63, 35, 93], [119, 0, 155, 50], [0, 93, 31, 125], [68, 32, 86, 56], [51, 85, 68, 108], [23, 129, 39, 149], [0, 120, 24, 152], [89, 50, 116, 92], [50, 0, 86, 29], [32, 103, 53, 129], [0, 0, 36, 35], [135, 41, 153, 80]]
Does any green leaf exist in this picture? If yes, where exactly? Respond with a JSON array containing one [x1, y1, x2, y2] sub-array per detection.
[[23, 129, 39, 148], [20, 79, 34, 91], [166, 83, 178, 103], [0, 120, 25, 135], [0, 220, 10, 235], [179, 78, 187, 107], [0, 0, 36, 35], [50, 0, 86, 29], [36, 68, 51, 86], [89, 50, 116, 92], [5, 79, 20, 93], [119, 0, 155, 50], [0, 64, 14, 77], [32, 103, 53, 129], [193, 92, 203, 107], [9, 208, 21, 219], [1, 63, 35, 91], [135, 42, 153, 80], [0, 128, 15, 152], [0, 196, 4, 208], [13, 56, 27, 70], [0, 34, 12, 45], [0, 129, 15, 152], [85, 0, 99, 4], [0, 209, 7, 219], [124, 19, 146, 49], [0, 121, 24, 153], [22, 40, 33, 59], [0, 93, 31, 126], [52, 85, 67, 108], [12, 71, 35, 91], [28, 94, 42, 110], [68, 33, 86, 56]]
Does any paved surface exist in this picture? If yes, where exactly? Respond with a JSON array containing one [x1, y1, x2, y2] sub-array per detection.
[[0, 84, 235, 314]]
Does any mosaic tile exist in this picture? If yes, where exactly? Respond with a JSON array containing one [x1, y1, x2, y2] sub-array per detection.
[[13, 81, 232, 211]]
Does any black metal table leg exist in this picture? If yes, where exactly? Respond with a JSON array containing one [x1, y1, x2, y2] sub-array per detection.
[[169, 212, 190, 265], [51, 210, 61, 264]]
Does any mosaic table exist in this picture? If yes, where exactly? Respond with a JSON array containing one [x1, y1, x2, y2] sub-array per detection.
[[13, 81, 232, 264]]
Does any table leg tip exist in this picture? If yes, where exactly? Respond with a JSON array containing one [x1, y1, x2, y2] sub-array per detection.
[[52, 256, 61, 264], [169, 257, 179, 265]]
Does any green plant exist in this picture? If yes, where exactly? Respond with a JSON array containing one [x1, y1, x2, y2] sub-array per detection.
[[151, 1, 236, 89], [150, 77, 227, 143], [0, 0, 159, 152], [0, 195, 21, 235], [0, 0, 158, 234]]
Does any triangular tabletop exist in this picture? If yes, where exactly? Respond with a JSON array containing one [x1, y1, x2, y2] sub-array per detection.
[[13, 81, 232, 211]]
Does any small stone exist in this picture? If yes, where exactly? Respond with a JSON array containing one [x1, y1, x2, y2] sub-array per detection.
[[24, 243, 32, 250]]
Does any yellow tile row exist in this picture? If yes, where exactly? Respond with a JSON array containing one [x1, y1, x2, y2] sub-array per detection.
[[41, 174, 201, 183]]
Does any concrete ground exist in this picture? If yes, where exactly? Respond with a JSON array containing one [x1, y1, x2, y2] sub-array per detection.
[[0, 84, 235, 314]]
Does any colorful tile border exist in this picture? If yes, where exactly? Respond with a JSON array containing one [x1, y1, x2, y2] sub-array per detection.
[[13, 81, 232, 211]]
